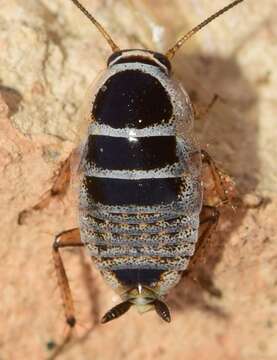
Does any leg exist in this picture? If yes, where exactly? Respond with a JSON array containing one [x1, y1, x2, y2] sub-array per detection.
[[201, 149, 236, 208], [193, 94, 219, 120], [187, 206, 222, 298], [18, 154, 72, 225], [48, 228, 83, 359], [192, 205, 219, 263], [186, 153, 235, 296], [53, 228, 82, 328]]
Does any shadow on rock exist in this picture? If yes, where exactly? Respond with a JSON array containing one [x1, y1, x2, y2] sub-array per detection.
[[168, 51, 259, 316]]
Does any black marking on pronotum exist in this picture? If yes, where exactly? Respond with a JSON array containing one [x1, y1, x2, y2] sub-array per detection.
[[84, 176, 183, 206], [92, 70, 173, 128], [86, 135, 178, 170]]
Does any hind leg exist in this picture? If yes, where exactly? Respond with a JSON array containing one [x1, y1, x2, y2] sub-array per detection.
[[187, 205, 222, 297], [196, 148, 236, 257], [49, 228, 83, 359], [186, 151, 236, 296], [189, 205, 219, 267], [52, 228, 82, 328]]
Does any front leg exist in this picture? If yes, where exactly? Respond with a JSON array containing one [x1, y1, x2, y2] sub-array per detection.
[[192, 94, 219, 120]]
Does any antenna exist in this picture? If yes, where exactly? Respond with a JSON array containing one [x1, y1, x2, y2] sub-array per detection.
[[166, 0, 245, 59], [70, 0, 120, 52]]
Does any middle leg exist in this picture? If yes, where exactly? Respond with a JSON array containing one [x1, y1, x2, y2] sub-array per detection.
[[201, 149, 236, 208], [18, 152, 73, 225]]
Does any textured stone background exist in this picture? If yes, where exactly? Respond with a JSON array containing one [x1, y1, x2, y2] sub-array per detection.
[[0, 1, 276, 359]]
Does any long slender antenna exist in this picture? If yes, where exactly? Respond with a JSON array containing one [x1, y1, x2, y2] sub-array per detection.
[[70, 0, 120, 52], [166, 0, 245, 59]]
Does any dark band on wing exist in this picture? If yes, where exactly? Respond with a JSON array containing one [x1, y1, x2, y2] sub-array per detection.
[[84, 176, 182, 206], [86, 135, 178, 170]]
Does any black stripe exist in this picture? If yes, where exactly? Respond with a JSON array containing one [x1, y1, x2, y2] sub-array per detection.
[[113, 269, 164, 286], [84, 176, 182, 206], [86, 135, 178, 170], [92, 70, 173, 129]]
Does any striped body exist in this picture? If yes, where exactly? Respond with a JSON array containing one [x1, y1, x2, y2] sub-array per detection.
[[79, 52, 202, 296]]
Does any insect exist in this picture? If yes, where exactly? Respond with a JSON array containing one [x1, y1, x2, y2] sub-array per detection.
[[20, 0, 242, 344]]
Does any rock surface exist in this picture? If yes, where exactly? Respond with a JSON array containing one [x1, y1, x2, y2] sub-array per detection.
[[0, 1, 276, 359]]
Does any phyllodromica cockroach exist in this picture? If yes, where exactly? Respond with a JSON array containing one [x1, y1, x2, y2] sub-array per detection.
[[19, 0, 242, 350]]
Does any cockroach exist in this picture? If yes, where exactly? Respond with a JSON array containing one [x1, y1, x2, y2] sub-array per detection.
[[20, 0, 242, 345]]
